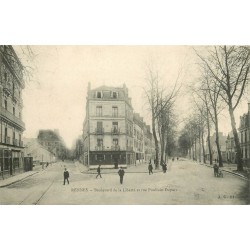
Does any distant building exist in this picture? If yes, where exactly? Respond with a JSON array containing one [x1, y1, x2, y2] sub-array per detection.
[[238, 103, 250, 167], [24, 138, 56, 165], [206, 132, 227, 162], [0, 45, 25, 177], [144, 124, 155, 163], [225, 131, 236, 163], [133, 113, 144, 164], [37, 129, 66, 160], [82, 83, 154, 166]]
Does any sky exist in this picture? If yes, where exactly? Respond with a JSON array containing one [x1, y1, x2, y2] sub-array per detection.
[[15, 46, 250, 148]]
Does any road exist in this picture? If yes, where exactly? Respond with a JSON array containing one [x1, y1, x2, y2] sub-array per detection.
[[0, 160, 248, 204]]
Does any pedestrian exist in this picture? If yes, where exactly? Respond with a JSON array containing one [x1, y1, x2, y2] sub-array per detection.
[[96, 165, 102, 178], [213, 163, 219, 177], [148, 160, 153, 175], [118, 167, 125, 184], [46, 162, 49, 168], [161, 161, 167, 173], [63, 168, 69, 185]]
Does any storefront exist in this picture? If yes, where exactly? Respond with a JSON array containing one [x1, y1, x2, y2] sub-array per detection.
[[0, 147, 24, 178]]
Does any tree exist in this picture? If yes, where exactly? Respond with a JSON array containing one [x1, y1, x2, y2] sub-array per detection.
[[196, 46, 250, 171], [144, 62, 181, 168]]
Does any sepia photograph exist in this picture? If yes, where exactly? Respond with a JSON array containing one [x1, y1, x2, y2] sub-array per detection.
[[0, 45, 249, 205]]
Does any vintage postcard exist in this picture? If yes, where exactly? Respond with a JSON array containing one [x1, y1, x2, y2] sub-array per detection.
[[0, 45, 249, 204]]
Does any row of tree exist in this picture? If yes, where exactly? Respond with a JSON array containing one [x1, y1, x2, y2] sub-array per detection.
[[144, 62, 181, 169], [179, 46, 250, 171]]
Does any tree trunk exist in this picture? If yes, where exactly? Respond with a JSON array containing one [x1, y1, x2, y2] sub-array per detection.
[[201, 129, 206, 164], [206, 112, 213, 165], [198, 128, 201, 162], [215, 114, 223, 167], [152, 113, 159, 169], [228, 104, 243, 171], [194, 138, 197, 161]]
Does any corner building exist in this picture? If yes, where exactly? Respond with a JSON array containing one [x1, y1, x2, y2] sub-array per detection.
[[0, 46, 25, 177], [83, 83, 137, 166]]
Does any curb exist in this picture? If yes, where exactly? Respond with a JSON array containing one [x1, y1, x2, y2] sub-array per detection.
[[0, 171, 39, 188], [201, 163, 248, 181]]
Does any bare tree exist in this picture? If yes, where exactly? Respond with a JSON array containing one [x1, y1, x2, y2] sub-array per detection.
[[196, 46, 250, 171], [144, 62, 181, 169]]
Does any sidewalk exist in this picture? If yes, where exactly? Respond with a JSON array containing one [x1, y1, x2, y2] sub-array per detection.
[[199, 161, 248, 180], [0, 170, 39, 188]]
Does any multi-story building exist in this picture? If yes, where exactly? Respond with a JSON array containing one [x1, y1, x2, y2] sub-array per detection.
[[225, 131, 236, 163], [144, 124, 155, 163], [133, 113, 144, 164], [24, 138, 56, 165], [0, 45, 25, 177], [37, 129, 66, 160], [239, 103, 250, 167], [205, 132, 227, 162], [82, 83, 135, 166]]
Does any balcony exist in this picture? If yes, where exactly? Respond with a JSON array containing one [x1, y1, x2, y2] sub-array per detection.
[[0, 108, 25, 129], [111, 145, 120, 151], [95, 145, 104, 151], [95, 128, 104, 135], [111, 127, 120, 135], [126, 146, 133, 151]]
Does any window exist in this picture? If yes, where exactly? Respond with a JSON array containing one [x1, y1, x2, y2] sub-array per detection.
[[245, 131, 247, 142], [113, 138, 118, 145], [97, 139, 103, 147], [96, 106, 102, 116], [112, 122, 118, 132], [4, 100, 7, 110], [97, 121, 103, 133], [112, 106, 118, 117], [13, 131, 15, 144], [4, 127, 7, 143], [13, 107, 15, 116], [97, 91, 102, 98], [112, 91, 118, 98], [96, 154, 104, 161]]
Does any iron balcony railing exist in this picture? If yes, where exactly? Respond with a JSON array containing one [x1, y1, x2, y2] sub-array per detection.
[[0, 108, 25, 129], [111, 127, 120, 134], [95, 146, 104, 151], [95, 128, 104, 135], [126, 146, 133, 151], [111, 145, 120, 151]]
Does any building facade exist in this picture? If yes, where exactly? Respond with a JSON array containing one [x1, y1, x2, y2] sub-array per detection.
[[37, 129, 67, 160], [205, 132, 227, 163], [82, 83, 154, 166], [24, 138, 56, 165], [225, 131, 236, 163], [0, 45, 25, 177], [238, 103, 250, 167]]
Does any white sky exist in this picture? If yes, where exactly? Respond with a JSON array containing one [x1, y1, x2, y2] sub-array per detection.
[[15, 46, 250, 148]]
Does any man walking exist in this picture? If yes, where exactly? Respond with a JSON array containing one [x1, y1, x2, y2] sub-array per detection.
[[96, 165, 102, 178], [148, 160, 153, 175], [118, 167, 125, 184], [63, 168, 69, 185]]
